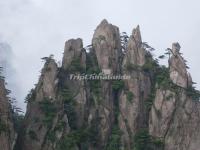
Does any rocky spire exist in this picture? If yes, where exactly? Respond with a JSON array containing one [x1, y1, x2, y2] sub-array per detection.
[[132, 25, 142, 44], [118, 25, 152, 149], [123, 25, 145, 67], [35, 58, 58, 101], [169, 42, 190, 88], [92, 19, 121, 73]]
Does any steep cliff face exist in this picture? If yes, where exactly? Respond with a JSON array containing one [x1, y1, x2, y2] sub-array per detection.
[[12, 19, 200, 150], [149, 43, 200, 150], [0, 77, 15, 150]]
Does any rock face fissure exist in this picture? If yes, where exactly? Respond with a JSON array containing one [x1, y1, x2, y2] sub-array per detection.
[[1, 19, 200, 150]]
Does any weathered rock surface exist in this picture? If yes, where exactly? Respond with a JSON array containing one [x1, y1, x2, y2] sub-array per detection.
[[62, 38, 86, 71], [149, 43, 200, 150], [122, 25, 145, 66], [61, 38, 87, 129], [0, 79, 15, 150], [169, 42, 189, 88], [15, 58, 71, 150], [89, 19, 122, 148], [119, 26, 151, 149], [92, 19, 121, 73]]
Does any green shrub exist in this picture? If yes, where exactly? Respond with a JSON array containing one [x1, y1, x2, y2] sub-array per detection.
[[58, 128, 90, 150], [186, 86, 200, 101], [86, 51, 101, 74], [47, 131, 56, 142], [152, 137, 164, 147], [55, 121, 66, 131], [69, 57, 85, 73], [142, 62, 155, 72], [64, 103, 77, 129], [13, 113, 24, 133], [133, 129, 164, 150], [133, 129, 151, 150], [87, 121, 100, 146], [166, 93, 174, 101], [125, 63, 139, 71], [58, 117, 101, 149], [155, 66, 171, 88], [98, 35, 106, 41], [145, 89, 156, 110], [126, 91, 134, 102], [142, 52, 158, 73], [61, 88, 75, 103], [39, 98, 57, 127], [61, 88, 77, 129], [58, 134, 77, 150], [106, 126, 122, 150], [89, 80, 101, 99], [112, 80, 124, 91], [28, 130, 37, 140], [0, 121, 8, 134], [24, 88, 36, 103], [86, 52, 102, 103]]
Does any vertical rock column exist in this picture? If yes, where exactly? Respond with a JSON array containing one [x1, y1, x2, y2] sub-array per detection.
[[119, 26, 152, 149]]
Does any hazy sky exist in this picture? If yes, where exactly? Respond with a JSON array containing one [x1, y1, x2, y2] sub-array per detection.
[[0, 0, 200, 110]]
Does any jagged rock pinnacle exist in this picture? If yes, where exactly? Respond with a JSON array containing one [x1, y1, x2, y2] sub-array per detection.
[[123, 25, 145, 67], [99, 19, 109, 26], [169, 42, 189, 88], [36, 58, 58, 101], [132, 25, 142, 44]]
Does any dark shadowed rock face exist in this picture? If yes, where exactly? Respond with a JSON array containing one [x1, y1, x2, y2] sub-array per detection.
[[2, 20, 200, 150]]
